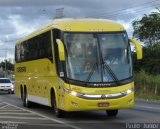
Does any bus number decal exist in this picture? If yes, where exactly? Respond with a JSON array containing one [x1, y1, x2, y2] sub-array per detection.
[[17, 66, 26, 72]]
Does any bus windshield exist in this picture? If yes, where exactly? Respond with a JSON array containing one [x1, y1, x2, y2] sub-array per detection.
[[64, 32, 132, 83]]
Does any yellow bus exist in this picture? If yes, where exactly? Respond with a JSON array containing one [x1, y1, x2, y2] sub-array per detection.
[[15, 19, 142, 118]]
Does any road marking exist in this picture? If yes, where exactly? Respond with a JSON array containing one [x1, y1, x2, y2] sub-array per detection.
[[13, 123, 72, 127], [3, 102, 82, 129], [0, 121, 26, 124], [0, 112, 34, 115], [0, 116, 47, 120], [0, 121, 73, 128], [135, 105, 160, 110], [0, 110, 25, 112], [0, 104, 9, 109]]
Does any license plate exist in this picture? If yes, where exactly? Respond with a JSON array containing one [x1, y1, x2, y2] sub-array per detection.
[[98, 102, 109, 107]]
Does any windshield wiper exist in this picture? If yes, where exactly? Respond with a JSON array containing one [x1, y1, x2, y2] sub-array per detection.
[[86, 62, 99, 82], [102, 61, 121, 85]]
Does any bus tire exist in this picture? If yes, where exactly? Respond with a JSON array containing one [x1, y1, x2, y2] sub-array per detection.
[[20, 86, 23, 101], [23, 87, 32, 108], [51, 92, 65, 118], [106, 110, 118, 117]]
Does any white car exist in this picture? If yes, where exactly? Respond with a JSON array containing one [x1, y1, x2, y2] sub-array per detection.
[[0, 78, 14, 94]]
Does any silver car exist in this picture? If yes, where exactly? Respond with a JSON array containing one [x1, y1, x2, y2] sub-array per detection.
[[0, 78, 14, 94]]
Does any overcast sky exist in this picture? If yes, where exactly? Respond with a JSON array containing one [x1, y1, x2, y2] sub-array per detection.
[[0, 0, 160, 62]]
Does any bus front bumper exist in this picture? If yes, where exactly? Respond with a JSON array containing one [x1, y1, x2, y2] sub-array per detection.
[[60, 92, 134, 111]]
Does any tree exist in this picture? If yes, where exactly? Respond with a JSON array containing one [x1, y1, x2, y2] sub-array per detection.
[[0, 67, 5, 77], [133, 45, 160, 74], [132, 10, 160, 46], [132, 10, 160, 74], [0, 60, 14, 71]]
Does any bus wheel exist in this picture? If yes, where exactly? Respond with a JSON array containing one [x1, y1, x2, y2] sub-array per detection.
[[20, 86, 23, 102], [106, 110, 118, 117], [51, 93, 65, 118], [23, 88, 31, 108]]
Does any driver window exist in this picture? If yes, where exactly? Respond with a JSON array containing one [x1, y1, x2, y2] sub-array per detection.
[[64, 34, 98, 79], [101, 34, 127, 65]]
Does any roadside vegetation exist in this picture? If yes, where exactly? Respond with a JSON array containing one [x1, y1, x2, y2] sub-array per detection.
[[0, 60, 14, 78], [134, 70, 160, 100], [132, 10, 160, 100]]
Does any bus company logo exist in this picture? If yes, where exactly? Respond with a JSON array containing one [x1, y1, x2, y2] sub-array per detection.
[[101, 94, 107, 99], [17, 66, 26, 72]]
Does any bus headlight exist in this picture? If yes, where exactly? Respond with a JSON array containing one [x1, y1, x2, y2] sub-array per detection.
[[62, 87, 83, 97], [126, 89, 132, 94], [70, 91, 78, 96], [122, 87, 134, 95]]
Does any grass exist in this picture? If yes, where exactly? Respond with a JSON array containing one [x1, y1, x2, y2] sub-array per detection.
[[135, 93, 160, 100], [134, 70, 160, 100]]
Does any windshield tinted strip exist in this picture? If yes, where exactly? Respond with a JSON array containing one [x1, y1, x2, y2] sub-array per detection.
[[66, 77, 133, 88]]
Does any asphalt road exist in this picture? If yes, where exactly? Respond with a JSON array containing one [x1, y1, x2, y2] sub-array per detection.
[[0, 92, 159, 129]]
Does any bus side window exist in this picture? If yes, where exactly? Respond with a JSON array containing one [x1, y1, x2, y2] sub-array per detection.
[[44, 32, 52, 60], [37, 34, 44, 58], [52, 29, 63, 77], [15, 44, 21, 62]]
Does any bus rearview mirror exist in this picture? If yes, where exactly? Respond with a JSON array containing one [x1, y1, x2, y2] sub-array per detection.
[[56, 39, 65, 61], [129, 38, 142, 60]]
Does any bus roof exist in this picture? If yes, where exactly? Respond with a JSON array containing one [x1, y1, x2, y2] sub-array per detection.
[[17, 18, 125, 44]]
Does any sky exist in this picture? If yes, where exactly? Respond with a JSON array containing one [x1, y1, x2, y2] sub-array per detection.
[[0, 0, 160, 62]]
